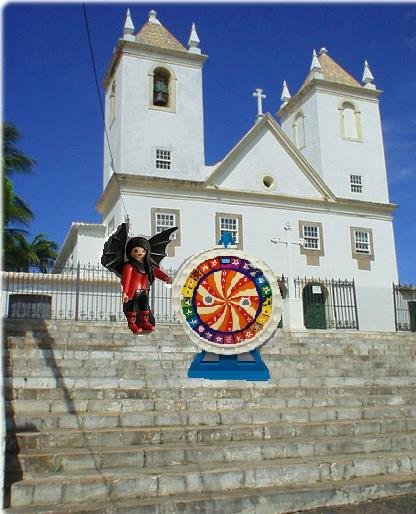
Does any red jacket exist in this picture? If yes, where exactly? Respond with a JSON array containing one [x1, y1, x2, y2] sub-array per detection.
[[121, 263, 170, 300]]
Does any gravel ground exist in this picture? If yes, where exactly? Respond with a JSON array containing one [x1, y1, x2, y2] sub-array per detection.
[[299, 493, 416, 513]]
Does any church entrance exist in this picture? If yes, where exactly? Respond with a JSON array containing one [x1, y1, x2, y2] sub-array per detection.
[[302, 283, 327, 329]]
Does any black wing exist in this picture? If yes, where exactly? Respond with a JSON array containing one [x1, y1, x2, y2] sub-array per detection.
[[148, 226, 178, 267], [101, 222, 129, 278]]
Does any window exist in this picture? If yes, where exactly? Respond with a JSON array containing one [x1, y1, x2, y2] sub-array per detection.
[[151, 208, 181, 257], [350, 227, 374, 270], [299, 221, 324, 266], [156, 212, 176, 239], [343, 103, 356, 139], [221, 217, 239, 244], [156, 149, 171, 170], [109, 82, 116, 125], [354, 231, 370, 254], [350, 175, 363, 193], [303, 225, 320, 250], [8, 294, 52, 319], [215, 213, 243, 249], [339, 101, 362, 141], [149, 65, 176, 113], [153, 68, 170, 107], [293, 111, 305, 149]]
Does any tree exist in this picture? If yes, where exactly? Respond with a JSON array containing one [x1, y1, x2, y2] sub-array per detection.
[[3, 122, 58, 271], [3, 122, 34, 229]]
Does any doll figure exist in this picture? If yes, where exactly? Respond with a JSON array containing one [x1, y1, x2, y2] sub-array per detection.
[[122, 237, 172, 334], [101, 223, 178, 335]]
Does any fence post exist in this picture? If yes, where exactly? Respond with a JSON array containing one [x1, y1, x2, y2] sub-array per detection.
[[75, 263, 81, 321], [392, 283, 398, 332], [352, 279, 359, 330]]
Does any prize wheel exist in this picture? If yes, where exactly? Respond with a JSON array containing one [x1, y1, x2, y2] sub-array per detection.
[[172, 248, 282, 355]]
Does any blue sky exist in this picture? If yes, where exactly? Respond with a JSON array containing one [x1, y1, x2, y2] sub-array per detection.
[[3, 2, 416, 283]]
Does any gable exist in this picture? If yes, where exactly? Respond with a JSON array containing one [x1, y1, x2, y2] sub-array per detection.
[[206, 116, 335, 201]]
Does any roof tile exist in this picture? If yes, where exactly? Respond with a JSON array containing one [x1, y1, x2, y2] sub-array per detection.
[[300, 52, 361, 92], [135, 21, 187, 52]]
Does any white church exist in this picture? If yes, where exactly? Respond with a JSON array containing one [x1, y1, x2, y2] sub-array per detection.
[[54, 9, 399, 332]]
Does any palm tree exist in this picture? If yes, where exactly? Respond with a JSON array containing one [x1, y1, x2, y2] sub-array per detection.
[[3, 122, 58, 271], [29, 234, 59, 273], [3, 123, 35, 174], [4, 232, 38, 271], [3, 122, 35, 227]]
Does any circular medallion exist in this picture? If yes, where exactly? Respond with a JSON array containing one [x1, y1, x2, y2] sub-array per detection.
[[172, 248, 282, 355]]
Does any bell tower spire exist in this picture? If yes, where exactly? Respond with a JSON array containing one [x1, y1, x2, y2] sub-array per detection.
[[122, 8, 135, 41]]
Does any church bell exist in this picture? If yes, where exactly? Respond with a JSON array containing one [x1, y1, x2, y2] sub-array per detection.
[[154, 91, 168, 106]]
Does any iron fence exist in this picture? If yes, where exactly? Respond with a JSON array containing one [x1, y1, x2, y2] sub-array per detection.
[[1, 264, 178, 323], [393, 283, 416, 332], [294, 277, 359, 330], [7, 266, 412, 333]]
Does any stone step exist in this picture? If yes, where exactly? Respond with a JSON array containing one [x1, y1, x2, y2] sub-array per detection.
[[7, 384, 416, 401], [4, 473, 416, 514], [5, 336, 416, 355], [9, 431, 416, 475], [5, 366, 416, 382], [5, 318, 416, 338], [9, 449, 416, 507], [7, 392, 416, 416], [6, 375, 416, 390], [11, 417, 416, 451], [8, 404, 416, 432], [5, 325, 416, 341], [6, 353, 416, 369]]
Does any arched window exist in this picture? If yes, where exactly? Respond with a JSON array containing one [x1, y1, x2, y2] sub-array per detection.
[[109, 81, 116, 125], [293, 111, 305, 149], [153, 68, 170, 107], [339, 101, 362, 141]]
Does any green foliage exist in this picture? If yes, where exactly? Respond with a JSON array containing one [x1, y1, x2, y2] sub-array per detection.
[[3, 122, 35, 176], [3, 122, 58, 272]]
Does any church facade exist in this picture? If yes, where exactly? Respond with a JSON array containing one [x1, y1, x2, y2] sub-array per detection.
[[54, 9, 399, 332]]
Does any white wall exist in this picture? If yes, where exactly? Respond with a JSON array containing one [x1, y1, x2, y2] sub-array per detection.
[[281, 88, 390, 203], [104, 49, 205, 186], [219, 128, 321, 199], [113, 191, 396, 330]]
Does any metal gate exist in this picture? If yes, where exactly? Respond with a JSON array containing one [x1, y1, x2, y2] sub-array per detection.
[[393, 284, 416, 332], [295, 277, 359, 330]]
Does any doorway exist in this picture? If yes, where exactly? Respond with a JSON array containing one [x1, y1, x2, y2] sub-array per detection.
[[302, 283, 327, 329]]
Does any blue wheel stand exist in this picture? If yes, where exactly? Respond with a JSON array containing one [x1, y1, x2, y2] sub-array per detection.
[[187, 349, 270, 381]]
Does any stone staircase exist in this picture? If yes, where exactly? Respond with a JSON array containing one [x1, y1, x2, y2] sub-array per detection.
[[3, 318, 416, 513]]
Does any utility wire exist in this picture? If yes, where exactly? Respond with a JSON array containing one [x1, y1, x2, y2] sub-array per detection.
[[82, 3, 115, 173], [82, 3, 130, 223]]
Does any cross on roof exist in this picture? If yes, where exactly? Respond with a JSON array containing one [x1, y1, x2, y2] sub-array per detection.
[[252, 88, 266, 118]]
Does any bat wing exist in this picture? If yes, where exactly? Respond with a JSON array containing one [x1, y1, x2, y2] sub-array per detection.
[[148, 226, 178, 267], [101, 222, 129, 278]]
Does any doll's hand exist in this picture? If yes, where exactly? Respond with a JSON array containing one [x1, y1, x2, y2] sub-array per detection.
[[166, 276, 173, 285], [122, 293, 129, 304]]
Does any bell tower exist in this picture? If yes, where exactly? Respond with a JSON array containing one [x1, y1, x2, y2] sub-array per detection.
[[278, 48, 390, 204], [102, 9, 207, 187]]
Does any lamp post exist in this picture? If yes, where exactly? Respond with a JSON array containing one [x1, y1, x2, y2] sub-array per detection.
[[271, 222, 306, 329]]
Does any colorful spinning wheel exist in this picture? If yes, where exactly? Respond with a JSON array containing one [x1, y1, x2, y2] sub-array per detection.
[[172, 248, 282, 355]]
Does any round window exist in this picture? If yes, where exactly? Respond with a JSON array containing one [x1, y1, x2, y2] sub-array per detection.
[[262, 175, 276, 190]]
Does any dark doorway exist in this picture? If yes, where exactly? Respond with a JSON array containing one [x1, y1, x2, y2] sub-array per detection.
[[302, 283, 326, 329], [409, 301, 416, 332]]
